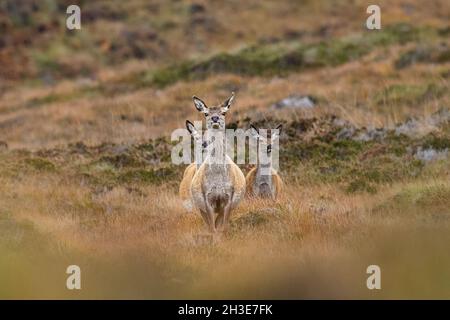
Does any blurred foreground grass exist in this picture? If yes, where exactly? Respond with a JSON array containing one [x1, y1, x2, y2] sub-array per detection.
[[0, 0, 449, 299]]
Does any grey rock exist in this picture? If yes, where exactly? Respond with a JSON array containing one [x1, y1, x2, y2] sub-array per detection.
[[355, 128, 386, 141], [428, 108, 450, 127], [395, 118, 421, 137], [111, 145, 130, 155], [414, 147, 448, 162], [395, 109, 450, 137], [336, 126, 356, 140], [332, 118, 352, 127], [272, 95, 316, 110]]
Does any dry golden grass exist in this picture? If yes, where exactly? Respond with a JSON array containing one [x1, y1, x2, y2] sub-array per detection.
[[1, 163, 449, 298], [0, 0, 449, 299], [1, 0, 448, 149], [1, 56, 448, 149]]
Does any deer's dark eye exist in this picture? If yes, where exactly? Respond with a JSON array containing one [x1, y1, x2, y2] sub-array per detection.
[[202, 141, 208, 148], [267, 145, 272, 153]]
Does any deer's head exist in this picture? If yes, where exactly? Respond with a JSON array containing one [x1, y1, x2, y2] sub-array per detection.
[[192, 92, 235, 130], [186, 120, 210, 149], [250, 124, 282, 156]]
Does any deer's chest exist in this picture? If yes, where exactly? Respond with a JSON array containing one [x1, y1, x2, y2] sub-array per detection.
[[204, 165, 233, 194], [254, 170, 275, 197]]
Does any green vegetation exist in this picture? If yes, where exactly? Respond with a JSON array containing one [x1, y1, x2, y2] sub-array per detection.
[[422, 135, 450, 150], [140, 23, 439, 88], [3, 115, 446, 194], [23, 157, 56, 172], [395, 44, 450, 69]]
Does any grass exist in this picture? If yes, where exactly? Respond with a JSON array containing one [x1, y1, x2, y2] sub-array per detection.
[[0, 0, 449, 299], [140, 23, 441, 88], [1, 111, 449, 298], [23, 157, 57, 171], [395, 44, 450, 69], [0, 167, 449, 298], [422, 134, 450, 150], [374, 83, 446, 106]]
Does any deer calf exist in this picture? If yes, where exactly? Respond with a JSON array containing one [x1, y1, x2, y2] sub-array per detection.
[[246, 124, 283, 200], [179, 121, 210, 212]]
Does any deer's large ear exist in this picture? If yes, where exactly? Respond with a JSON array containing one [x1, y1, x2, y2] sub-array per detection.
[[249, 124, 260, 139], [186, 120, 197, 135], [271, 124, 282, 141], [221, 92, 235, 114], [186, 120, 202, 144], [193, 96, 208, 114]]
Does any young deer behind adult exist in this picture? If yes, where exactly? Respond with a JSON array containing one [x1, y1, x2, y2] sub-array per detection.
[[188, 93, 246, 233], [179, 121, 210, 212], [246, 124, 283, 200]]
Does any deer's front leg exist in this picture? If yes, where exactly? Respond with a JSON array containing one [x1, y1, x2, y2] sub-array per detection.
[[215, 209, 224, 231], [219, 202, 233, 233], [204, 203, 216, 234]]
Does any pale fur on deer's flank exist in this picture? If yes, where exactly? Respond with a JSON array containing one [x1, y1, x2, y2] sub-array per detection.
[[179, 163, 197, 212]]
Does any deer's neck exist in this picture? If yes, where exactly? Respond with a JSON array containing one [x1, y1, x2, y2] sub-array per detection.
[[256, 162, 273, 186], [205, 129, 228, 175], [256, 141, 273, 172]]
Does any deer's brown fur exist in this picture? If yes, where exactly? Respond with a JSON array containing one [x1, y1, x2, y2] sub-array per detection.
[[179, 163, 197, 211], [245, 167, 283, 199]]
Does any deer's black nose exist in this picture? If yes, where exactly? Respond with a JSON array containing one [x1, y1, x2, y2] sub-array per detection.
[[211, 116, 219, 123]]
